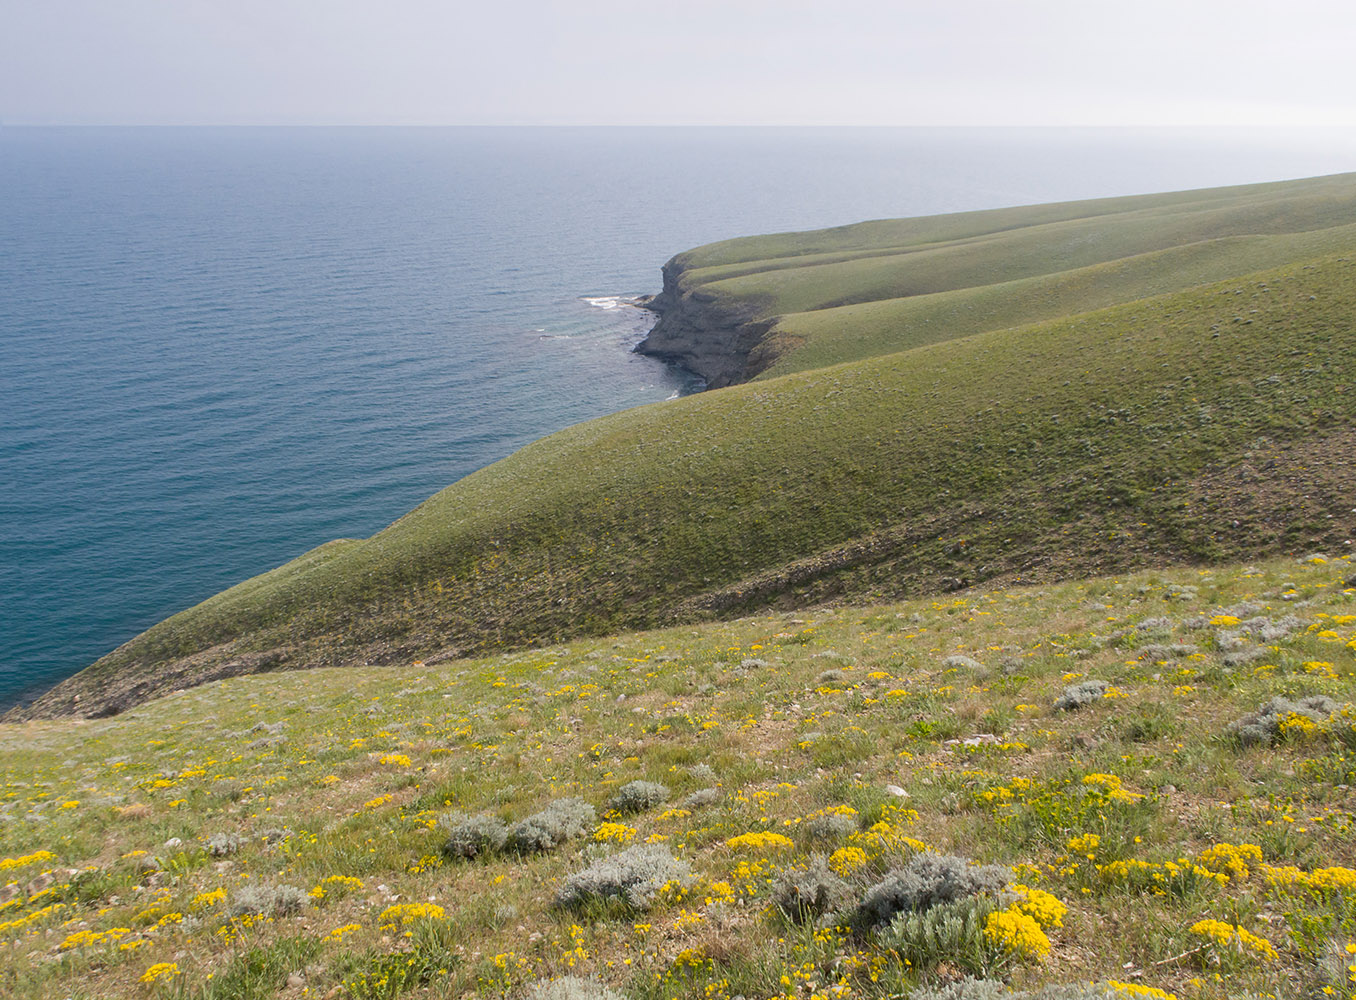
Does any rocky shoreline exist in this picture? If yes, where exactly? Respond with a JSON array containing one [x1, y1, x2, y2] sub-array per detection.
[[632, 254, 787, 389]]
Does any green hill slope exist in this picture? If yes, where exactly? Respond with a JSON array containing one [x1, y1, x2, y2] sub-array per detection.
[[13, 174, 1356, 720], [637, 172, 1356, 384]]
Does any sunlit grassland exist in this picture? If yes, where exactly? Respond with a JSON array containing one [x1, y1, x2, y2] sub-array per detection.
[[2, 556, 1354, 998]]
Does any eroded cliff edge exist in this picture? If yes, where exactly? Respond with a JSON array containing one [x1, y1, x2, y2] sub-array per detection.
[[633, 254, 792, 388]]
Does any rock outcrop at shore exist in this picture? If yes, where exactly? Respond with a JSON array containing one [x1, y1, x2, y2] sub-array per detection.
[[634, 255, 789, 388]]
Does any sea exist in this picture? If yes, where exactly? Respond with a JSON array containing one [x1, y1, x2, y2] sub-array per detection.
[[4, 126, 1356, 711]]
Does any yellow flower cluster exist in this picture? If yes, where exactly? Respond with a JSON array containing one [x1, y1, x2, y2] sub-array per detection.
[[1279, 712, 1321, 738], [828, 847, 868, 876], [847, 804, 924, 858], [1095, 858, 1228, 894], [672, 908, 704, 931], [558, 923, 588, 967], [1263, 864, 1356, 893], [1188, 919, 1278, 961], [309, 874, 365, 900], [1196, 842, 1263, 880], [192, 888, 226, 909], [59, 926, 132, 949], [377, 902, 445, 928], [725, 831, 794, 851], [323, 923, 360, 942], [703, 880, 737, 905], [982, 908, 1051, 960], [801, 804, 858, 821], [729, 859, 776, 897], [1310, 867, 1356, 892], [0, 901, 67, 934], [1067, 833, 1100, 857], [139, 962, 181, 984], [1107, 981, 1177, 1000], [1010, 883, 1067, 928], [0, 850, 56, 871], [1081, 773, 1145, 804], [594, 821, 637, 844], [671, 946, 707, 969], [379, 753, 413, 767]]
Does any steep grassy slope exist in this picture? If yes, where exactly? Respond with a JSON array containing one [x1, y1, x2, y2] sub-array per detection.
[[1, 556, 1354, 999], [17, 230, 1356, 719]]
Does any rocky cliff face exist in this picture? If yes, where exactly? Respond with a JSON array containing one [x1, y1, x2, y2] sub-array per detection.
[[634, 255, 788, 388]]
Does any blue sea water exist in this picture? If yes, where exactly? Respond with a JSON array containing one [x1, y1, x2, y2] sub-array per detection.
[[3, 126, 1356, 710]]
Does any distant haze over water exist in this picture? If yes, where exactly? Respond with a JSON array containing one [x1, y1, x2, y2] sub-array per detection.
[[3, 126, 1355, 709]]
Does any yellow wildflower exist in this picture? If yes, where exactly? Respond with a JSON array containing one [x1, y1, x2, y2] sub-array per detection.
[[983, 908, 1050, 960], [725, 832, 794, 851], [140, 963, 181, 984]]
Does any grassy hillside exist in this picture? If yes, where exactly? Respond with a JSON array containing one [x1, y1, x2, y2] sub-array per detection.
[[650, 173, 1356, 380], [758, 223, 1356, 378], [1, 555, 1353, 999], [14, 173, 1356, 719], [673, 172, 1356, 273]]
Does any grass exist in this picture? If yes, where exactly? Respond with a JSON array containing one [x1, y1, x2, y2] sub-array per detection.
[[1, 555, 1353, 999]]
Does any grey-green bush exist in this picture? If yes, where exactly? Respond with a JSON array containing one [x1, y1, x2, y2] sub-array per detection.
[[555, 844, 689, 911], [687, 764, 717, 784], [859, 852, 1009, 925], [206, 832, 242, 857], [1226, 695, 1342, 746], [607, 780, 670, 815], [506, 798, 596, 853], [769, 855, 851, 922], [800, 812, 858, 842], [1053, 679, 1108, 711], [681, 787, 720, 810], [439, 812, 508, 860], [909, 982, 1118, 1000], [877, 896, 1000, 975], [229, 883, 307, 918]]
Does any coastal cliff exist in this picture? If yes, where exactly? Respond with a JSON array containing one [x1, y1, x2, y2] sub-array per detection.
[[633, 254, 790, 388]]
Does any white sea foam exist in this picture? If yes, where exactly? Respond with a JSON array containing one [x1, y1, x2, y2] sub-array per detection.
[[582, 295, 624, 310]]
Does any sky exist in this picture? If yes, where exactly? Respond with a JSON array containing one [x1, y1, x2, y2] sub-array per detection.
[[3, 0, 1355, 126]]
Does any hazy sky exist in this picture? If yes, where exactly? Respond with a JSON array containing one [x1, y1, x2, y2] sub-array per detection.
[[4, 0, 1355, 126]]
